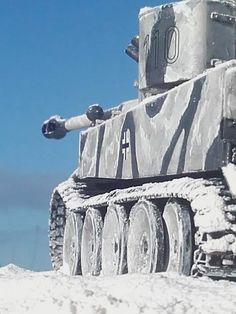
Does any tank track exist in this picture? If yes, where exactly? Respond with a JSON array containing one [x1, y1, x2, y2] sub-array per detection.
[[49, 175, 236, 277], [48, 177, 90, 270]]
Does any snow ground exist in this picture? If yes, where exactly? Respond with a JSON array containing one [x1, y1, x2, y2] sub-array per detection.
[[1, 265, 236, 314]]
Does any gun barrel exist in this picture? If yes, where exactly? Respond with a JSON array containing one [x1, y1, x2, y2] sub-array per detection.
[[64, 114, 91, 131], [42, 104, 108, 140]]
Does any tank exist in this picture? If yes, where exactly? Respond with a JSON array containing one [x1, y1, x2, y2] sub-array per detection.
[[42, 0, 236, 278]]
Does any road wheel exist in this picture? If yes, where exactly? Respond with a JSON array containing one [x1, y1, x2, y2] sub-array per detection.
[[127, 200, 165, 273], [81, 208, 103, 276], [102, 204, 128, 275], [63, 212, 83, 275], [163, 199, 192, 275]]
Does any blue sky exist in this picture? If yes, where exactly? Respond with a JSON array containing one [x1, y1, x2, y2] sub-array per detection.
[[0, 0, 169, 269]]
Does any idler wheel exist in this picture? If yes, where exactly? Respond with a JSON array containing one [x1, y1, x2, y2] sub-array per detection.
[[102, 204, 128, 275], [163, 199, 192, 275], [62, 212, 83, 275], [127, 200, 165, 273], [81, 208, 103, 276]]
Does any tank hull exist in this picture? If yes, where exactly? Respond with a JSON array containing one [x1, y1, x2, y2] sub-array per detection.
[[80, 61, 236, 180]]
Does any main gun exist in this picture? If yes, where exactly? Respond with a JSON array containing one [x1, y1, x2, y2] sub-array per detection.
[[42, 104, 108, 139]]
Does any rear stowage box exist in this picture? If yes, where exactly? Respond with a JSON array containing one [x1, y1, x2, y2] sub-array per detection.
[[139, 0, 236, 95]]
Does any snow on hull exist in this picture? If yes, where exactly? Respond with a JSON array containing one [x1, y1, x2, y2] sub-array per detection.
[[1, 264, 236, 314], [222, 163, 236, 198]]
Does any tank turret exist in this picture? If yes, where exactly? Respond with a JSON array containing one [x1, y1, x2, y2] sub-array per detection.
[[43, 0, 236, 281], [138, 0, 235, 98]]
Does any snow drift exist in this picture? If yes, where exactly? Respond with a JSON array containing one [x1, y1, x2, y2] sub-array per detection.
[[1, 264, 236, 314]]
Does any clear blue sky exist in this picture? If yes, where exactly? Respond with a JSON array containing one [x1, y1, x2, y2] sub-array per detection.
[[0, 0, 171, 269]]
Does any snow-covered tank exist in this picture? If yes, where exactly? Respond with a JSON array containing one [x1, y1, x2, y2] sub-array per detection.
[[42, 0, 236, 278]]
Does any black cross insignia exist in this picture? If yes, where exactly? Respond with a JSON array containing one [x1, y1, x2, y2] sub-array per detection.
[[121, 129, 130, 160]]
